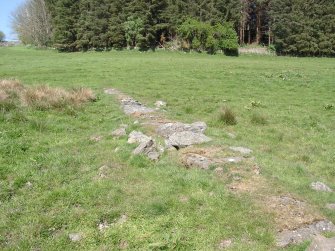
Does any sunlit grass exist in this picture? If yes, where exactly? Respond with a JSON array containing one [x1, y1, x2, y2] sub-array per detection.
[[0, 46, 334, 250]]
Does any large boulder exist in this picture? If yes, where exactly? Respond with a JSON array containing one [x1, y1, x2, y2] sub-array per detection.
[[128, 131, 151, 144], [306, 235, 335, 251], [276, 220, 335, 247], [184, 154, 213, 170], [129, 131, 162, 161], [166, 131, 212, 149], [157, 122, 207, 138]]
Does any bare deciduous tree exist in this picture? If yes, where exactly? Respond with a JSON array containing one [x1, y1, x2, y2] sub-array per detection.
[[11, 0, 52, 46]]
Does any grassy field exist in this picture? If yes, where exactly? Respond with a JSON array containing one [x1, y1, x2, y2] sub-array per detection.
[[0, 46, 334, 250]]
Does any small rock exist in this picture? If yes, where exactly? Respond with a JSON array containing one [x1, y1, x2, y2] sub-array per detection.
[[26, 181, 33, 188], [132, 139, 162, 161], [117, 215, 127, 225], [166, 131, 212, 148], [98, 221, 109, 232], [326, 203, 335, 210], [155, 100, 167, 108], [119, 240, 129, 250], [98, 165, 109, 178], [219, 239, 233, 249], [111, 127, 127, 137], [179, 195, 189, 203], [114, 147, 120, 153], [104, 88, 120, 95], [226, 132, 236, 139], [229, 146, 252, 155], [147, 151, 161, 161], [224, 157, 244, 163], [90, 135, 103, 142], [69, 233, 82, 242], [191, 121, 207, 133], [253, 165, 261, 175], [128, 131, 151, 144], [133, 139, 154, 155], [310, 182, 333, 192], [184, 154, 212, 170], [133, 120, 139, 125], [306, 235, 335, 251]]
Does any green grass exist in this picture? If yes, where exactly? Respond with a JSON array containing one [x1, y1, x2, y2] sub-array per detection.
[[0, 46, 335, 250]]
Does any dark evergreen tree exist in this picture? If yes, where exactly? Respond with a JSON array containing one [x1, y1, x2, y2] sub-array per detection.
[[108, 0, 128, 49], [76, 0, 112, 51], [270, 0, 335, 56], [41, 0, 335, 56], [51, 0, 80, 51]]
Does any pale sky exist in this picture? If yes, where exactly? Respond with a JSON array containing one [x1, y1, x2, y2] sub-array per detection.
[[0, 0, 26, 40]]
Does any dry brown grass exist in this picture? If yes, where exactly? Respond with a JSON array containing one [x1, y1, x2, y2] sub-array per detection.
[[0, 79, 96, 110]]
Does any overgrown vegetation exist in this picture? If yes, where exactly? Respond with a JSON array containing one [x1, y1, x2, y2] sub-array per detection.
[[0, 79, 96, 111]]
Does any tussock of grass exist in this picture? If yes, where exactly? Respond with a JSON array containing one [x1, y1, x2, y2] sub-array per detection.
[[0, 79, 96, 110], [250, 112, 268, 125], [218, 106, 237, 125]]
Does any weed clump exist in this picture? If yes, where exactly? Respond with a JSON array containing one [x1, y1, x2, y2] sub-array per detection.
[[324, 104, 334, 110], [0, 79, 96, 111], [218, 106, 237, 125]]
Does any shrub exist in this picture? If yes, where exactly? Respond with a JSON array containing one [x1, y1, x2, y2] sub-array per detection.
[[178, 19, 238, 55], [218, 107, 237, 125]]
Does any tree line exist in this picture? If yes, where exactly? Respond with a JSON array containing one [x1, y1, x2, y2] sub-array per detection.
[[12, 0, 335, 56]]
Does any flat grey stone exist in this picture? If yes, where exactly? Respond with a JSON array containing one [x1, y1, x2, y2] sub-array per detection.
[[155, 100, 167, 108], [306, 235, 335, 251], [69, 233, 82, 242], [276, 220, 335, 247], [185, 154, 212, 170], [104, 88, 121, 95], [111, 127, 127, 137], [147, 151, 161, 161], [311, 182, 333, 192], [157, 121, 207, 138], [166, 131, 212, 148], [128, 131, 151, 144], [326, 204, 335, 210], [229, 146, 252, 155], [121, 98, 154, 115]]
